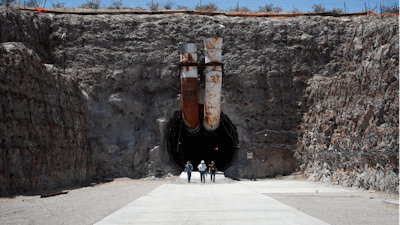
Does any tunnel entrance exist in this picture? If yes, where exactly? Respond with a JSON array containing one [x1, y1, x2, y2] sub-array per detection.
[[166, 105, 238, 171]]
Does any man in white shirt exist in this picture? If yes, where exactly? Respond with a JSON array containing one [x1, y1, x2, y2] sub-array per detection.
[[197, 160, 207, 183]]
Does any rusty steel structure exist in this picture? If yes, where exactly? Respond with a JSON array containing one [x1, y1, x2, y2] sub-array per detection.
[[203, 38, 223, 131], [179, 43, 200, 133]]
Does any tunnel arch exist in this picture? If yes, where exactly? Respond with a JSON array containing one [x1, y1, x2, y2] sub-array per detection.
[[166, 105, 239, 171]]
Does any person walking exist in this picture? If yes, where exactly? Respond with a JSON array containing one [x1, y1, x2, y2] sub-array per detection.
[[197, 160, 207, 183], [209, 161, 217, 182], [185, 161, 193, 183]]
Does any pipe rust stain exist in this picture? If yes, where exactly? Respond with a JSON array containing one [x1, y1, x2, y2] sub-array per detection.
[[181, 53, 196, 62], [206, 51, 220, 62], [209, 93, 217, 98], [208, 65, 219, 71], [207, 74, 221, 83], [181, 77, 199, 131], [204, 108, 214, 129], [205, 38, 217, 50], [204, 110, 219, 129], [181, 66, 195, 73], [206, 42, 215, 50], [187, 53, 195, 62], [212, 37, 218, 42]]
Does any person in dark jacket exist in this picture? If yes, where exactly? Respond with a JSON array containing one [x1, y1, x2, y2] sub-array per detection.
[[208, 161, 217, 182]]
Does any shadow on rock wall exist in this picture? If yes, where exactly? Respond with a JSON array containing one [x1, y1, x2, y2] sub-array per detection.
[[85, 90, 181, 178], [0, 42, 95, 196]]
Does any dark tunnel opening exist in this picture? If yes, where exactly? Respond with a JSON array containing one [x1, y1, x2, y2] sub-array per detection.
[[166, 105, 238, 171]]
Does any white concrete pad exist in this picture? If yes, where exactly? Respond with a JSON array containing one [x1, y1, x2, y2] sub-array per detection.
[[239, 180, 354, 194], [95, 180, 329, 225]]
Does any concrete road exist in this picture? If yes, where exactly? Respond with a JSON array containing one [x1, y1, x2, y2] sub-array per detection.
[[96, 172, 331, 225]]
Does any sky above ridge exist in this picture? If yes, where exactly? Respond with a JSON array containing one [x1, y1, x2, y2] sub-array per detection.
[[43, 0, 398, 13]]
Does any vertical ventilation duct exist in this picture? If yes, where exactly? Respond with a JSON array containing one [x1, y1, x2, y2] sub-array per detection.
[[203, 38, 223, 132], [179, 43, 200, 133]]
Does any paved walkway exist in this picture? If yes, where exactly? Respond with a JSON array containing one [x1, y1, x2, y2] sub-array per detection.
[[95, 172, 354, 225]]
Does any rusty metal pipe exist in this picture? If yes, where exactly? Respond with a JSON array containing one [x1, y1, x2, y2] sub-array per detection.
[[180, 43, 200, 133], [203, 38, 223, 131]]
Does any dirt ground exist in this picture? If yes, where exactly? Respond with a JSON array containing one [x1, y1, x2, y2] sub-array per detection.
[[0, 175, 398, 225], [268, 191, 399, 225], [0, 177, 174, 225], [258, 174, 399, 225]]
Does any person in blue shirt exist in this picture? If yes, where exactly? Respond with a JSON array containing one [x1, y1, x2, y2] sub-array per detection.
[[185, 161, 193, 183]]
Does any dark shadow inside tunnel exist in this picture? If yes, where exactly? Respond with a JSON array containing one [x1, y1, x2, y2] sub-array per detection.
[[166, 105, 238, 171]]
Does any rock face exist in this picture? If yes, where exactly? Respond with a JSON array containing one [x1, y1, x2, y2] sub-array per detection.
[[297, 18, 399, 193], [0, 7, 398, 193], [47, 12, 312, 179], [0, 8, 52, 63], [0, 42, 94, 195]]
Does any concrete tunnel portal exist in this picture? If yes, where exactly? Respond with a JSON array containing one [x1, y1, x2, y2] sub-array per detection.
[[166, 106, 239, 171]]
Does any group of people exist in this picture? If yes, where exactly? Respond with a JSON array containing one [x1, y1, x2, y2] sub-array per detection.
[[185, 160, 217, 183]]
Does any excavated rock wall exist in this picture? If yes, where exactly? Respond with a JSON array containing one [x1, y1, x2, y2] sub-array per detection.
[[0, 42, 94, 196], [47, 12, 317, 179], [0, 7, 398, 192], [297, 18, 399, 193], [0, 9, 52, 63]]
